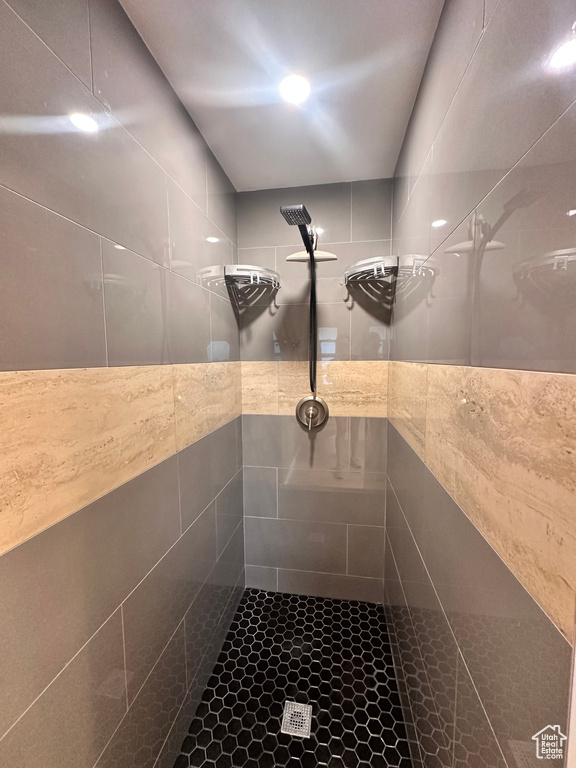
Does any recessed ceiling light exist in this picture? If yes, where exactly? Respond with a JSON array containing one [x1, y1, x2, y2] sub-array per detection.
[[69, 112, 98, 133], [567, 209, 576, 217], [550, 24, 576, 69], [113, 244, 126, 250], [431, 219, 447, 228], [279, 75, 311, 104], [206, 236, 220, 243]]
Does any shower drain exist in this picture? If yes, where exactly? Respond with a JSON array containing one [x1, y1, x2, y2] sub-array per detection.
[[280, 701, 313, 738]]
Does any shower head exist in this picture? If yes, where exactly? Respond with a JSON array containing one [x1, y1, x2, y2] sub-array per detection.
[[280, 204, 312, 226]]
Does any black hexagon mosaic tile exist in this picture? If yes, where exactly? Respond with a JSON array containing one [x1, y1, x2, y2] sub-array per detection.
[[174, 588, 412, 768]]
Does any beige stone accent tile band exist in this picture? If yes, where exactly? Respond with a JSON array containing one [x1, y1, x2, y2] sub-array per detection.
[[241, 360, 388, 417], [0, 362, 241, 556], [240, 362, 279, 414], [174, 362, 241, 449], [389, 360, 576, 643]]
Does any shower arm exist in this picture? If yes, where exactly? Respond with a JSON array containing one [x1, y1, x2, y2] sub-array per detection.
[[297, 224, 317, 394]]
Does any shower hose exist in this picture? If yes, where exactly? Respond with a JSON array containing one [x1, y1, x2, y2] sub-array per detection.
[[308, 243, 317, 394]]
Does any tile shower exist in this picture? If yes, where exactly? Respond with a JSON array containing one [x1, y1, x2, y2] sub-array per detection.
[[0, 2, 574, 768]]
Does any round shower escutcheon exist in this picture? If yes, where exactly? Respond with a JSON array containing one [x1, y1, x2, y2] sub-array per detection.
[[296, 394, 329, 431]]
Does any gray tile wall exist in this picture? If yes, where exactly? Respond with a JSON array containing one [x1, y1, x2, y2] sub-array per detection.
[[0, 417, 244, 768], [385, 423, 572, 768], [0, 0, 242, 765], [392, 0, 576, 373], [389, 2, 576, 764], [242, 415, 387, 603], [0, 0, 239, 372], [237, 180, 392, 362]]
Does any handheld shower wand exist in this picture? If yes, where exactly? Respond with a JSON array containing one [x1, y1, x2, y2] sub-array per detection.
[[280, 204, 318, 394]]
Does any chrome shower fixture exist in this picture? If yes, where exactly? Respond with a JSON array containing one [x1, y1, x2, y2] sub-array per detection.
[[280, 203, 318, 398]]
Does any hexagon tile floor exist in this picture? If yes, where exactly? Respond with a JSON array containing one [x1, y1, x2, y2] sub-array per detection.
[[174, 588, 412, 768]]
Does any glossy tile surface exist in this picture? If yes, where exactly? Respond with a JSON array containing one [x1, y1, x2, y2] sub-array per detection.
[[123, 503, 216, 703], [237, 183, 353, 248], [168, 179, 231, 286], [0, 610, 126, 767], [178, 419, 241, 532], [0, 1, 169, 265], [0, 456, 179, 737], [0, 186, 106, 371], [245, 517, 347, 573], [351, 179, 393, 241], [173, 362, 241, 450], [5, 0, 91, 85], [103, 240, 170, 366], [90, 0, 207, 210], [96, 623, 187, 768], [243, 466, 277, 518], [0, 365, 176, 553], [168, 271, 211, 364]]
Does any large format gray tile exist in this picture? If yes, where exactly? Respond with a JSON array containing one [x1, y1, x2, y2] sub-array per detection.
[[470, 100, 576, 373], [453, 654, 507, 768], [215, 470, 243, 557], [242, 414, 349, 471], [0, 610, 126, 764], [0, 1, 169, 265], [184, 575, 233, 685], [122, 502, 216, 704], [277, 468, 385, 526], [429, 0, 576, 256], [245, 517, 346, 573], [210, 293, 240, 362], [0, 185, 106, 371], [245, 565, 278, 591], [351, 179, 393, 241], [102, 240, 170, 366], [212, 521, 245, 590], [167, 270, 211, 364], [237, 183, 352, 248], [5, 0, 91, 86], [206, 151, 237, 243], [240, 301, 350, 361], [403, 0, 484, 187], [347, 525, 385, 579], [167, 178, 231, 286], [277, 569, 383, 603], [0, 456, 179, 737], [178, 418, 240, 531], [243, 466, 277, 518], [90, 0, 207, 210], [96, 622, 187, 768]]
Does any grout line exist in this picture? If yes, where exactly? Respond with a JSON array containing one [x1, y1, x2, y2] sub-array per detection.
[[99, 237, 109, 367], [0, 608, 122, 743], [346, 525, 349, 575], [244, 515, 385, 529], [120, 605, 130, 711], [87, 0, 94, 95]]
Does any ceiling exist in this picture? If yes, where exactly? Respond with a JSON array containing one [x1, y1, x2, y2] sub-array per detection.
[[119, 0, 445, 191]]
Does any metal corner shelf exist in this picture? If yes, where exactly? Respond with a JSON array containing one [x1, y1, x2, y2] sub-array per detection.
[[224, 264, 280, 289], [344, 255, 398, 285]]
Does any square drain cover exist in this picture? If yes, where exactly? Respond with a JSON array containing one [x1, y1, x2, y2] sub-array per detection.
[[281, 701, 312, 738]]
